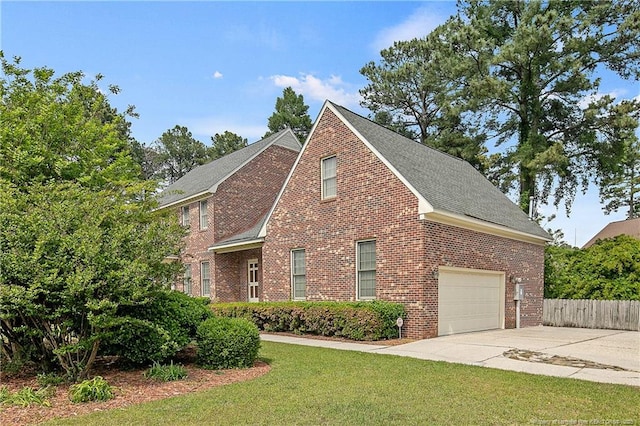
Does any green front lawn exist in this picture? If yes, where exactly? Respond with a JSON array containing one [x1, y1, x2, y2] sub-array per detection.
[[48, 342, 640, 425]]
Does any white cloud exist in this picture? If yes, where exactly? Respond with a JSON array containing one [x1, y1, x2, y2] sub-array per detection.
[[212, 71, 223, 79], [269, 73, 361, 108], [185, 117, 267, 141], [371, 6, 447, 52], [578, 89, 636, 109]]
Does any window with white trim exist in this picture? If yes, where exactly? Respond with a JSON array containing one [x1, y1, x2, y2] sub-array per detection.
[[357, 240, 376, 300], [183, 264, 192, 295], [291, 249, 306, 300], [321, 155, 337, 199], [199, 200, 208, 230], [181, 206, 190, 227], [201, 261, 210, 297]]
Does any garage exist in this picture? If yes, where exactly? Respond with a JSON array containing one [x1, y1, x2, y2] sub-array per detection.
[[438, 267, 505, 336]]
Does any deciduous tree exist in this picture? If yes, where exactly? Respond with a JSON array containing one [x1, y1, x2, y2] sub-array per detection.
[[0, 55, 184, 379]]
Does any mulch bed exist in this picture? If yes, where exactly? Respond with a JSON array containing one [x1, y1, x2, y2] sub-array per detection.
[[0, 351, 270, 426]]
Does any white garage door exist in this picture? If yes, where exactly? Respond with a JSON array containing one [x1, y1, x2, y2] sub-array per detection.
[[438, 268, 504, 336]]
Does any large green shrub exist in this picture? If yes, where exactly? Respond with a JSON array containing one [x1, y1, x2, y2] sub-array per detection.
[[101, 291, 212, 365], [210, 301, 406, 341], [196, 317, 260, 370], [545, 235, 640, 300]]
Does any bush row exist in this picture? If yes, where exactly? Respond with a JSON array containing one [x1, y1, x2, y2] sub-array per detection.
[[100, 291, 260, 370], [210, 301, 406, 341]]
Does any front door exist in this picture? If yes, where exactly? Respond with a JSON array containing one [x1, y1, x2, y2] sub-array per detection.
[[248, 259, 259, 302]]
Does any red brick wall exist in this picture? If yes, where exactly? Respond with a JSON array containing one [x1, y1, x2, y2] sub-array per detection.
[[175, 144, 298, 300], [215, 145, 299, 242], [214, 249, 262, 302], [262, 108, 544, 339], [177, 199, 215, 297], [422, 221, 544, 336], [262, 109, 430, 334]]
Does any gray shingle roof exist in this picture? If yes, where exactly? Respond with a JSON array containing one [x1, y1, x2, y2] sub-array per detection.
[[157, 128, 301, 208], [330, 102, 550, 240]]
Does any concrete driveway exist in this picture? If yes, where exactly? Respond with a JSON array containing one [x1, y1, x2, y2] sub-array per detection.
[[262, 326, 640, 387]]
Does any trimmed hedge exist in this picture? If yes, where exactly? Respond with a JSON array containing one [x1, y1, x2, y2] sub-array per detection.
[[196, 317, 260, 369], [210, 301, 405, 341]]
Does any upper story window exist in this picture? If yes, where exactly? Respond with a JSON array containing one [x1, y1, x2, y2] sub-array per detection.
[[291, 249, 306, 300], [357, 240, 376, 300], [321, 155, 337, 199], [181, 206, 190, 227], [199, 200, 208, 230]]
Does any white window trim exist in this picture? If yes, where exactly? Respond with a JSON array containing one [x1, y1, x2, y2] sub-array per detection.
[[291, 249, 306, 301], [201, 261, 211, 297], [356, 239, 376, 301], [184, 264, 192, 296], [199, 200, 208, 230], [321, 155, 337, 200], [181, 205, 190, 227]]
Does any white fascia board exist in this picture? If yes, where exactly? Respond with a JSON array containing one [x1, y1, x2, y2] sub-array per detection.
[[420, 210, 551, 245], [156, 190, 211, 211], [208, 239, 264, 254], [258, 108, 327, 238], [326, 102, 434, 217], [208, 129, 298, 194]]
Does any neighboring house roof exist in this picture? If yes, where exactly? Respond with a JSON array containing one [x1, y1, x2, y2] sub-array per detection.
[[582, 217, 640, 248], [261, 101, 550, 244], [157, 128, 301, 209]]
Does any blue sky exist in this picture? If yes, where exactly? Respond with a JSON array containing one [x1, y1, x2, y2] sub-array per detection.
[[2, 1, 638, 247]]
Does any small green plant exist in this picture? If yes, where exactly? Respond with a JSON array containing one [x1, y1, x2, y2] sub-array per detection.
[[0, 386, 52, 407], [144, 361, 188, 382], [0, 385, 10, 403], [69, 376, 114, 403], [37, 371, 67, 387]]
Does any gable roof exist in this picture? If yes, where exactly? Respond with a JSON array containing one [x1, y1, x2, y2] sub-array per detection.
[[157, 128, 301, 208], [582, 217, 640, 248], [261, 101, 550, 243]]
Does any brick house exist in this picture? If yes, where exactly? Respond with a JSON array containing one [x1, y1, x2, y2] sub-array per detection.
[[259, 102, 550, 339], [157, 128, 301, 302]]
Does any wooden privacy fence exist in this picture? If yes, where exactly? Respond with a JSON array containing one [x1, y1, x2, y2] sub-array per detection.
[[543, 299, 640, 331]]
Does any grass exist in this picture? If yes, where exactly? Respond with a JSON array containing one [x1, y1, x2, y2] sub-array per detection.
[[47, 341, 640, 425]]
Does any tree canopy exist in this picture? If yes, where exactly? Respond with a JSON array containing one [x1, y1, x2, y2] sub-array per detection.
[[360, 0, 640, 215], [210, 131, 248, 160], [0, 54, 184, 379], [151, 125, 213, 184], [597, 100, 640, 218], [545, 235, 640, 300], [264, 87, 312, 144], [361, 25, 488, 171], [0, 54, 141, 189]]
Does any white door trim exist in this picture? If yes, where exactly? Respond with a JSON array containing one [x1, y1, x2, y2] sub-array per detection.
[[248, 259, 259, 302]]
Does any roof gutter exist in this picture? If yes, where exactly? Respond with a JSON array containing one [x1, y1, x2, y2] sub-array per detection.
[[156, 190, 211, 211], [420, 210, 551, 245], [208, 238, 264, 254]]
